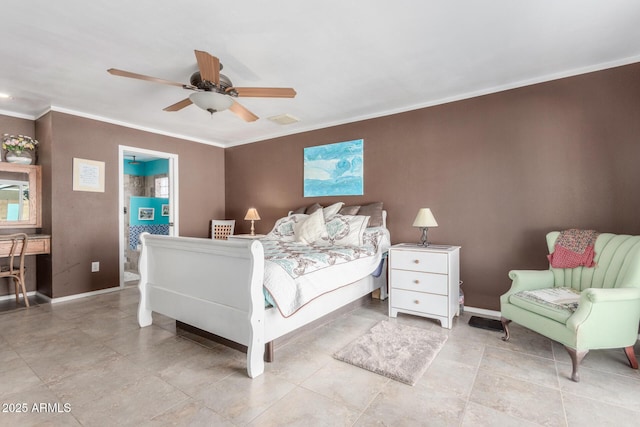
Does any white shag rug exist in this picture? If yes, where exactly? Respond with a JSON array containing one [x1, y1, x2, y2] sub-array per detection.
[[333, 320, 448, 386]]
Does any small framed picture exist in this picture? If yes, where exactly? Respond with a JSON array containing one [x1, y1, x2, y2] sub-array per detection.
[[73, 158, 105, 192], [161, 204, 169, 216], [138, 207, 154, 221]]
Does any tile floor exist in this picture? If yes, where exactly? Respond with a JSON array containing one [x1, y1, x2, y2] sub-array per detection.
[[1, 287, 639, 426]]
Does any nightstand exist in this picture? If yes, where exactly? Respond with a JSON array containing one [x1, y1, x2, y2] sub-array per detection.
[[227, 234, 266, 240], [388, 243, 460, 329]]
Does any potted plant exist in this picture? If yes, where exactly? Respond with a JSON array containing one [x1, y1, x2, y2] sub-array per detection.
[[2, 134, 38, 164]]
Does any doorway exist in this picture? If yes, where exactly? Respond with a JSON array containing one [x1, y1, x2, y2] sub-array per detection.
[[118, 146, 179, 287]]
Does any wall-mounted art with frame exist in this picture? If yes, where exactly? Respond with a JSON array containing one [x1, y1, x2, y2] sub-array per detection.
[[161, 204, 169, 216], [303, 139, 364, 197], [138, 207, 154, 221], [73, 158, 105, 192]]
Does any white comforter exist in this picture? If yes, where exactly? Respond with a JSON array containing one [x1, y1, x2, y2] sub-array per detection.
[[262, 227, 390, 317]]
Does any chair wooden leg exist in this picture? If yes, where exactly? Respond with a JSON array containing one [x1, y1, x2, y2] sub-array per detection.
[[564, 346, 588, 382], [624, 346, 638, 369], [21, 281, 29, 307], [500, 317, 511, 341], [14, 277, 29, 307], [21, 273, 29, 307]]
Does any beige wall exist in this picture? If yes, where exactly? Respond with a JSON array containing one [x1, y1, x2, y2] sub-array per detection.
[[225, 62, 640, 311]]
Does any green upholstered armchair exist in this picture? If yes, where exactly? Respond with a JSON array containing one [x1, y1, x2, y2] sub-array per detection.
[[500, 232, 640, 382]]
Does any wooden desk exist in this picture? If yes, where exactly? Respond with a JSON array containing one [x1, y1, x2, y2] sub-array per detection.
[[0, 234, 51, 256]]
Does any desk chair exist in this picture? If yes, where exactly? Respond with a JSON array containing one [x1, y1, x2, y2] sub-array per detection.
[[209, 220, 235, 240], [0, 233, 29, 307]]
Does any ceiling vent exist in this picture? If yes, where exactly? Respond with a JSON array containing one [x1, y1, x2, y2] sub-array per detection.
[[268, 113, 299, 125]]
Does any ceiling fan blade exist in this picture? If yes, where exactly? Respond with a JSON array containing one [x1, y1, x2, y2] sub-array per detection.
[[107, 68, 186, 88], [163, 98, 193, 112], [229, 100, 259, 122], [194, 50, 220, 86], [230, 87, 297, 98]]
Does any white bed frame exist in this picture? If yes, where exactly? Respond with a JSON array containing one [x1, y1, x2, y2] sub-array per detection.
[[137, 220, 387, 378]]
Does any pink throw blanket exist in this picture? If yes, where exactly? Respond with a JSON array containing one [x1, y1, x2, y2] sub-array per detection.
[[547, 229, 599, 268]]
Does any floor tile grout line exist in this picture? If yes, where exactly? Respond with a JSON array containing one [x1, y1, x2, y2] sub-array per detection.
[[458, 339, 486, 426], [350, 376, 391, 427], [560, 388, 640, 415], [484, 340, 557, 363]]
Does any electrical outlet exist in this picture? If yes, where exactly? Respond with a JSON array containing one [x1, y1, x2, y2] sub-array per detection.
[[91, 262, 99, 272]]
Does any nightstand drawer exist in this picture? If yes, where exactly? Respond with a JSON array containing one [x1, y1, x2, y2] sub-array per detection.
[[391, 250, 447, 274], [391, 270, 447, 295], [392, 289, 447, 316]]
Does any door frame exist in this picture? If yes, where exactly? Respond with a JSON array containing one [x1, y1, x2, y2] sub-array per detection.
[[118, 145, 179, 287]]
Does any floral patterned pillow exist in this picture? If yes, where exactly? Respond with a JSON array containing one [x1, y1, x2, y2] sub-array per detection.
[[265, 214, 308, 241], [317, 214, 370, 247]]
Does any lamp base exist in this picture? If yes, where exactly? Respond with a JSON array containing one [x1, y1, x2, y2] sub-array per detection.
[[250, 220, 255, 236], [418, 227, 430, 246]]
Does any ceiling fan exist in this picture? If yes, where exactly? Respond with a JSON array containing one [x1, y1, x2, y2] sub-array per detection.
[[127, 155, 140, 165], [107, 50, 296, 122]]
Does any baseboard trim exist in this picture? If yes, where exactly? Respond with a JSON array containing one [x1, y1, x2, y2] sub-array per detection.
[[464, 306, 501, 318], [45, 286, 122, 304], [0, 291, 37, 302]]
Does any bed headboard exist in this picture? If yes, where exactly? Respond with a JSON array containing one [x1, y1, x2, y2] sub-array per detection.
[[287, 202, 387, 228]]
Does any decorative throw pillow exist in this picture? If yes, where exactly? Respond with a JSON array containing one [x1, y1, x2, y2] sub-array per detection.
[[291, 203, 322, 215], [294, 209, 327, 244], [292, 206, 307, 215], [358, 202, 384, 227], [339, 205, 361, 215], [305, 203, 323, 215], [318, 214, 370, 247], [266, 214, 308, 241], [323, 202, 345, 219]]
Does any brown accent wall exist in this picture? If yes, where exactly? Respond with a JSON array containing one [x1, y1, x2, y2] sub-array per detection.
[[0, 115, 34, 141], [225, 62, 640, 311], [35, 112, 225, 298]]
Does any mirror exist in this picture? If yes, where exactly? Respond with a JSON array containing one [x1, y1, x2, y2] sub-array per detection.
[[0, 163, 41, 228]]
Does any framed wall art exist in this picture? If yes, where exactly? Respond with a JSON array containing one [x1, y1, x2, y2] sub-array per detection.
[[138, 207, 155, 221], [303, 139, 363, 197], [72, 158, 105, 192]]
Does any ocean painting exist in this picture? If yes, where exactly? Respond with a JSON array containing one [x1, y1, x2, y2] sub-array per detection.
[[304, 139, 364, 197]]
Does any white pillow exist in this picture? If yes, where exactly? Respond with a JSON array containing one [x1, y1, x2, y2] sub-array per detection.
[[265, 214, 308, 241], [322, 202, 344, 220], [295, 209, 327, 244], [318, 214, 370, 247]]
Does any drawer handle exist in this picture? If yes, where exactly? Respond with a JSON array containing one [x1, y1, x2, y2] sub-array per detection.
[[414, 300, 420, 304], [413, 280, 420, 284], [413, 259, 420, 264]]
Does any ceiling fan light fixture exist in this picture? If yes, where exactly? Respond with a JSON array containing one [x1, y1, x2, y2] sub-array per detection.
[[189, 91, 233, 114], [128, 155, 140, 165]]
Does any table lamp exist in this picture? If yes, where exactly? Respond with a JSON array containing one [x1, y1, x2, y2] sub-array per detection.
[[412, 208, 438, 246], [244, 208, 261, 236]]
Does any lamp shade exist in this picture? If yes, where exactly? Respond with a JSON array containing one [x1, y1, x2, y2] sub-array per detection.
[[244, 208, 261, 221], [189, 91, 233, 113], [412, 208, 438, 227]]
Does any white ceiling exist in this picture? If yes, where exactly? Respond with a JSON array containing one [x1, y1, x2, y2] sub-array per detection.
[[2, 1, 640, 148]]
